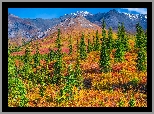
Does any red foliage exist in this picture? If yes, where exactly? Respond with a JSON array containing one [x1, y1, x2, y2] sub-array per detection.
[[62, 47, 69, 54], [39, 48, 49, 54], [11, 51, 25, 56], [31, 50, 36, 55], [53, 48, 58, 51], [112, 63, 124, 72]]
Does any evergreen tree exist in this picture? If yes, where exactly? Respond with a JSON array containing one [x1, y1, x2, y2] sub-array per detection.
[[94, 30, 100, 51], [48, 47, 54, 62], [75, 40, 83, 87], [144, 30, 147, 51], [23, 46, 31, 64], [76, 38, 79, 54], [135, 23, 147, 71], [107, 26, 113, 53], [87, 35, 93, 53], [135, 23, 141, 49], [59, 64, 75, 101], [120, 23, 129, 51], [8, 49, 17, 78], [69, 35, 73, 55], [52, 29, 63, 85], [114, 23, 125, 62], [136, 47, 147, 71], [92, 36, 95, 51], [115, 22, 121, 49], [135, 23, 146, 50], [79, 33, 87, 60], [100, 19, 111, 72], [100, 40, 111, 73], [56, 28, 62, 54], [33, 42, 40, 68], [114, 42, 125, 62], [22, 46, 33, 80]]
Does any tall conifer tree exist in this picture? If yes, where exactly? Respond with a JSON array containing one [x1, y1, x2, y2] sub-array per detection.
[[100, 19, 111, 72], [52, 28, 63, 85], [79, 33, 87, 60], [69, 35, 73, 55], [115, 22, 125, 62]]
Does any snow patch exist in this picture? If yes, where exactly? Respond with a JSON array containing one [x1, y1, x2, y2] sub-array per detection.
[[70, 11, 91, 17], [125, 13, 139, 20], [89, 24, 93, 27]]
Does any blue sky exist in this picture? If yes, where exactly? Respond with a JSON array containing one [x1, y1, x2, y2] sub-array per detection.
[[8, 8, 147, 19]]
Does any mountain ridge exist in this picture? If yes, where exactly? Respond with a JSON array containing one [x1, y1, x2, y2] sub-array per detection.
[[8, 9, 147, 40]]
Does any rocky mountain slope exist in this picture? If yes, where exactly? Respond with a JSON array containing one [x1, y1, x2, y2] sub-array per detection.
[[8, 9, 147, 40], [85, 9, 147, 33]]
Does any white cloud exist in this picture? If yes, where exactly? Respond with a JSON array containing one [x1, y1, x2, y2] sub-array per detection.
[[121, 8, 147, 14]]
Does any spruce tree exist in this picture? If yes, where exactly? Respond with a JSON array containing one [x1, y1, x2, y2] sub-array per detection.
[[79, 33, 87, 60], [135, 24, 147, 71], [136, 47, 147, 71], [107, 26, 113, 53], [74, 39, 82, 86], [48, 47, 54, 61], [33, 42, 40, 68], [87, 35, 93, 53], [52, 28, 63, 85], [76, 38, 79, 54], [75, 39, 82, 87], [75, 54, 82, 87], [92, 36, 95, 51], [94, 30, 100, 51], [56, 28, 62, 54], [23, 46, 31, 64], [135, 23, 141, 49], [100, 19, 111, 72], [114, 22, 125, 62], [60, 64, 75, 101], [100, 40, 111, 73], [120, 23, 129, 51], [144, 30, 147, 51], [22, 46, 33, 80], [69, 35, 73, 55], [8, 49, 17, 78], [135, 23, 146, 50], [115, 22, 121, 50]]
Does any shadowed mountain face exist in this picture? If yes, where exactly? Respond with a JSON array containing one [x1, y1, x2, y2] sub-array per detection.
[[8, 9, 147, 40], [85, 9, 147, 33]]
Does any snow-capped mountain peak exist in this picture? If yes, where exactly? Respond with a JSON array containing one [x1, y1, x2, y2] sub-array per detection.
[[123, 12, 147, 21], [70, 11, 93, 17], [8, 9, 147, 40], [8, 13, 20, 18], [123, 12, 140, 20]]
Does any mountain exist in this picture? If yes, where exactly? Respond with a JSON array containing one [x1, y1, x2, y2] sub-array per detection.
[[8, 9, 147, 41], [8, 13, 39, 39], [48, 15, 101, 34], [84, 9, 147, 33], [38, 14, 102, 46]]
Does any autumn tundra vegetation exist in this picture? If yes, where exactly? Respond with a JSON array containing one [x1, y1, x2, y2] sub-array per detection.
[[8, 20, 147, 107]]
